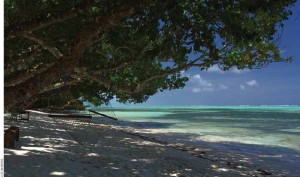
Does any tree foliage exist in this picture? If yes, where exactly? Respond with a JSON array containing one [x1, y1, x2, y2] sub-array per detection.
[[4, 0, 296, 111]]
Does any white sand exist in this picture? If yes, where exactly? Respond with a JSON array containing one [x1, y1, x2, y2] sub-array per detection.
[[4, 114, 292, 177]]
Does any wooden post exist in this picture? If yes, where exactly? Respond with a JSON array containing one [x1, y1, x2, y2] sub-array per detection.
[[9, 126, 20, 141], [4, 131, 15, 149]]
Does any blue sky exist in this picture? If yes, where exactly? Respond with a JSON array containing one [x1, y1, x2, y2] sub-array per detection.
[[117, 4, 300, 106]]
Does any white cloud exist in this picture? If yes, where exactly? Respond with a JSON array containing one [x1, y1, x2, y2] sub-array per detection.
[[240, 84, 246, 90], [189, 74, 228, 93], [192, 74, 212, 87], [207, 65, 224, 73], [240, 79, 258, 90], [192, 87, 215, 93], [180, 70, 186, 76], [192, 88, 201, 93], [219, 84, 229, 90], [206, 65, 250, 74], [190, 74, 214, 93], [231, 67, 250, 74], [203, 88, 215, 91], [246, 79, 258, 87]]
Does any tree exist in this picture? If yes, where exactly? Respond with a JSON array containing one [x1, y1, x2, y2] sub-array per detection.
[[4, 0, 296, 111]]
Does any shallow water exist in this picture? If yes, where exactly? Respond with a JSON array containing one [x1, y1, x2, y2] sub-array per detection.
[[94, 106, 300, 169]]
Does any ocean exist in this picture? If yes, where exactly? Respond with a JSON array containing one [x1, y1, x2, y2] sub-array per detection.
[[94, 105, 300, 172]]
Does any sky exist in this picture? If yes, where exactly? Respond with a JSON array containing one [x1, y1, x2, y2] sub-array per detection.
[[113, 2, 300, 106]]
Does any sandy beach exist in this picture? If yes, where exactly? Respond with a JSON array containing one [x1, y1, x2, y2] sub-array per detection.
[[4, 113, 296, 177]]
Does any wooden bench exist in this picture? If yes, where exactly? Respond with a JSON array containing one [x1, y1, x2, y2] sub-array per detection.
[[4, 126, 20, 149]]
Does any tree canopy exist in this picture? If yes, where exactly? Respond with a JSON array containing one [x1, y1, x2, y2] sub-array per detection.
[[4, 0, 296, 111]]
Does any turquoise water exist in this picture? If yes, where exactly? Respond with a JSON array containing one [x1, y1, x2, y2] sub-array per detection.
[[97, 106, 300, 152], [93, 105, 300, 174]]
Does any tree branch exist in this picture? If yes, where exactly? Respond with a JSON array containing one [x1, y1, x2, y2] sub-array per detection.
[[23, 33, 63, 59], [40, 79, 81, 94], [5, 0, 95, 38], [5, 62, 56, 87], [90, 37, 159, 73], [5, 3, 136, 111], [74, 67, 134, 94], [79, 56, 215, 95], [134, 57, 214, 92]]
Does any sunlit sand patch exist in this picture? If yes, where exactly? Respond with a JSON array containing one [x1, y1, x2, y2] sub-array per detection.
[[139, 158, 154, 163], [27, 137, 78, 145], [5, 149, 30, 156], [211, 164, 218, 168], [216, 168, 230, 172], [49, 171, 66, 176], [258, 154, 283, 158], [169, 171, 181, 177], [22, 136, 36, 139], [129, 140, 160, 146], [85, 153, 100, 157], [239, 158, 250, 163], [279, 128, 300, 133], [211, 165, 230, 172], [22, 146, 70, 154]]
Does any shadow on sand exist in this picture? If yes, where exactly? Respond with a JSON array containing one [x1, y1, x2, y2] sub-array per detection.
[[4, 111, 300, 177]]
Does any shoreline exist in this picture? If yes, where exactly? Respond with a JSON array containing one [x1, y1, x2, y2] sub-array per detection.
[[110, 121, 300, 177], [4, 114, 299, 176]]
